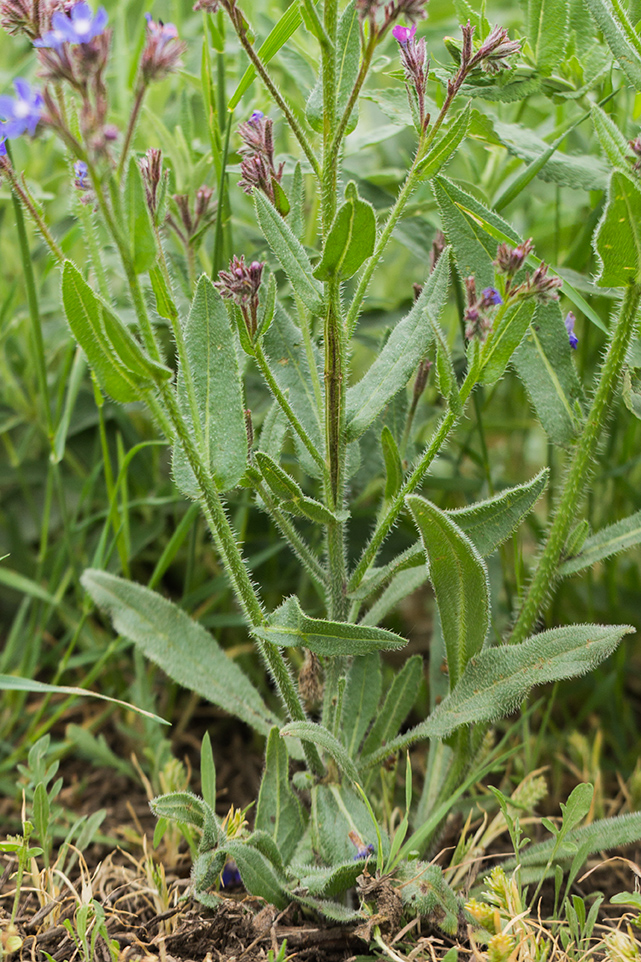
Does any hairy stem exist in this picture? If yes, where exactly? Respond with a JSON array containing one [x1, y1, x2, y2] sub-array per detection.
[[510, 282, 641, 645], [117, 83, 148, 179]]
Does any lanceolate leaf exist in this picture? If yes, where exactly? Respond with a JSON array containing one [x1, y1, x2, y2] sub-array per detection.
[[306, 0, 360, 134], [256, 595, 407, 656], [594, 172, 641, 287], [361, 624, 633, 768], [173, 276, 247, 497], [340, 653, 382, 757], [407, 496, 489, 691], [123, 157, 157, 273], [527, 0, 570, 75], [254, 191, 323, 314], [512, 301, 585, 445], [255, 451, 339, 523], [346, 249, 450, 440], [559, 508, 641, 577], [351, 470, 549, 602], [256, 728, 306, 864], [224, 839, 290, 909], [584, 0, 641, 92], [591, 103, 631, 172], [361, 655, 423, 756], [480, 300, 536, 386], [0, 674, 168, 724], [61, 261, 167, 403], [314, 183, 376, 281], [81, 570, 279, 736], [417, 102, 472, 180]]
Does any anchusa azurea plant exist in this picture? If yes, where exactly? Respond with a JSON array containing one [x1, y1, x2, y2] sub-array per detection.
[[4, 0, 641, 931]]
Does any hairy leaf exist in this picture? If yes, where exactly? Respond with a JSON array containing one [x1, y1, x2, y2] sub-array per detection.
[[257, 595, 407, 656], [173, 275, 247, 497], [595, 172, 641, 286], [281, 722, 360, 784], [256, 729, 306, 865], [559, 508, 641, 576], [408, 496, 489, 690], [314, 182, 376, 281], [361, 655, 423, 756], [417, 102, 472, 180], [591, 103, 632, 172], [340, 653, 382, 757], [480, 300, 535, 386], [306, 0, 360, 134], [81, 570, 279, 735], [528, 0, 570, 75], [585, 0, 641, 92], [346, 249, 450, 439], [255, 191, 323, 314], [123, 157, 157, 273], [224, 838, 290, 909]]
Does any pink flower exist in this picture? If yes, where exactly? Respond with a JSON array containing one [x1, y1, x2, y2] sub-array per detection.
[[392, 22, 416, 45]]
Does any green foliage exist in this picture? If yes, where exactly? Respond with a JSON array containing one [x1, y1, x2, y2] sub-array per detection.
[[595, 172, 641, 286], [314, 182, 376, 281]]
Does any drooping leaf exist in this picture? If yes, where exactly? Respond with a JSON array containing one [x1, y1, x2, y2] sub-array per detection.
[[361, 655, 423, 756], [417, 102, 472, 180], [512, 301, 585, 445], [584, 0, 641, 92], [340, 653, 382, 757], [361, 624, 633, 768], [313, 182, 376, 281], [255, 191, 323, 314], [0, 674, 168, 724], [346, 249, 450, 439], [255, 729, 306, 865], [559, 508, 641, 576], [123, 157, 157, 273], [306, 0, 360, 134], [594, 171, 641, 286], [407, 496, 489, 690], [81, 569, 279, 735], [172, 275, 247, 497], [256, 595, 408, 656], [527, 0, 570, 75], [280, 721, 360, 784]]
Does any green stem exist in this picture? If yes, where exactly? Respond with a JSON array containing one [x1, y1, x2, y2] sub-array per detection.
[[117, 82, 148, 179], [254, 341, 329, 481], [157, 381, 325, 776], [257, 482, 328, 595], [212, 110, 233, 278], [325, 33, 375, 178], [349, 364, 478, 592], [510, 282, 641, 645], [230, 10, 321, 180], [320, 0, 338, 230], [6, 162, 64, 264]]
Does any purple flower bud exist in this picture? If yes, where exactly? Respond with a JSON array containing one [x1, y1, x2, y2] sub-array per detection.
[[564, 311, 578, 349], [215, 254, 265, 337], [480, 286, 503, 307], [73, 159, 89, 189], [220, 859, 242, 887], [392, 22, 416, 45], [0, 78, 43, 139]]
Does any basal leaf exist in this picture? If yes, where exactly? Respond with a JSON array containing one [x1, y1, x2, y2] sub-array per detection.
[[340, 653, 381, 757], [255, 191, 323, 314], [224, 838, 290, 909], [361, 624, 633, 768], [361, 655, 423, 756], [256, 595, 407, 656], [81, 569, 279, 735], [313, 782, 383, 862], [255, 728, 306, 865], [280, 722, 360, 784], [172, 275, 247, 497], [346, 249, 450, 440], [407, 496, 489, 691], [594, 171, 641, 286]]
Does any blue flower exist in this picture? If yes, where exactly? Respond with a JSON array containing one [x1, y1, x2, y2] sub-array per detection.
[[564, 311, 578, 350], [480, 286, 503, 307], [353, 842, 375, 861], [74, 160, 89, 189], [0, 139, 6, 157], [34, 2, 108, 47], [220, 859, 242, 887], [0, 79, 43, 139]]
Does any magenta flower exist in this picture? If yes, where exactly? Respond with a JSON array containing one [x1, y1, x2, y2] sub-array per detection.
[[392, 22, 416, 44], [564, 311, 578, 350], [0, 78, 43, 139], [35, 1, 108, 47]]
